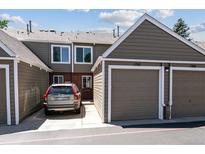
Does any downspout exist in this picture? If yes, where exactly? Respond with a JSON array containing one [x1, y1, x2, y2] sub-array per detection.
[[14, 58, 19, 125], [169, 65, 173, 120], [71, 42, 74, 82]]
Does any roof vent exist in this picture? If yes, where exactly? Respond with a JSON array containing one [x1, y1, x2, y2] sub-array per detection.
[[60, 32, 64, 36], [49, 29, 56, 33]]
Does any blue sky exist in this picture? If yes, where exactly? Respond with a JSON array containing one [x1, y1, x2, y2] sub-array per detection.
[[1, 9, 205, 41]]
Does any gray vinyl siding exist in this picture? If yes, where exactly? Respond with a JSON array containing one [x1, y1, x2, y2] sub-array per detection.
[[74, 43, 110, 73], [0, 69, 6, 124], [18, 61, 49, 121], [108, 20, 205, 61], [23, 41, 72, 72], [23, 41, 110, 73], [0, 47, 10, 57], [0, 60, 15, 124], [93, 72, 103, 119]]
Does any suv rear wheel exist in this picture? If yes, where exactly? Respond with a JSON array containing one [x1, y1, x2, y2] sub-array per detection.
[[75, 108, 81, 114], [44, 108, 51, 115]]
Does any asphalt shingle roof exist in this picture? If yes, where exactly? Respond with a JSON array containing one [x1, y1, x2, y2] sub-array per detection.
[[4, 28, 118, 44], [0, 30, 52, 71]]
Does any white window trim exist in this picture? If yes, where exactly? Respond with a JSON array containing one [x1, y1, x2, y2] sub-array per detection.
[[0, 64, 11, 125], [108, 65, 165, 123], [74, 46, 93, 65], [51, 45, 71, 64], [53, 75, 64, 84], [169, 66, 205, 120], [82, 75, 92, 89]]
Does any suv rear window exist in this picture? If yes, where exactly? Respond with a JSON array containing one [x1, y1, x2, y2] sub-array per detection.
[[48, 86, 73, 95]]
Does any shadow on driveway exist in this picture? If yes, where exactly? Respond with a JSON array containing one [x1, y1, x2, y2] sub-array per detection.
[[122, 121, 205, 129], [0, 105, 85, 135]]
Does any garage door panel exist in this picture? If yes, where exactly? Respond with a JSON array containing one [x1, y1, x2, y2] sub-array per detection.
[[111, 69, 159, 121], [172, 71, 205, 118], [0, 69, 7, 124]]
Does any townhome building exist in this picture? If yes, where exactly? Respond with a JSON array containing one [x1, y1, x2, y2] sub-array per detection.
[[1, 14, 205, 125], [6, 29, 118, 101]]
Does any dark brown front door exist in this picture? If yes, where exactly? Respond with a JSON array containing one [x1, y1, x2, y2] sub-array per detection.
[[81, 88, 93, 100]]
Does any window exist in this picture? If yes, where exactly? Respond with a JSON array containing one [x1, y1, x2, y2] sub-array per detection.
[[51, 45, 70, 64], [75, 46, 93, 64], [48, 86, 73, 95], [53, 75, 64, 84], [82, 76, 92, 88]]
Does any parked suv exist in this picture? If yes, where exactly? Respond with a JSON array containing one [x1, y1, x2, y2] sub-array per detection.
[[43, 83, 81, 115]]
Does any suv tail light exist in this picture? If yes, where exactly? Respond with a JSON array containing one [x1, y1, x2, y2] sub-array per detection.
[[72, 85, 79, 100], [43, 86, 51, 102]]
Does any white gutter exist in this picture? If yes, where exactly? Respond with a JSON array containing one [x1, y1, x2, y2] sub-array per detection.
[[91, 56, 103, 72], [0, 57, 15, 60], [17, 57, 53, 72], [91, 57, 205, 72]]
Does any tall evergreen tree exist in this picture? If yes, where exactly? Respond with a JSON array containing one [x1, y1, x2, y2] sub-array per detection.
[[0, 19, 9, 29], [173, 18, 190, 40]]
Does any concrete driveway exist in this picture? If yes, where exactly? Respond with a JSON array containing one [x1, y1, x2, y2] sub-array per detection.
[[0, 103, 110, 135]]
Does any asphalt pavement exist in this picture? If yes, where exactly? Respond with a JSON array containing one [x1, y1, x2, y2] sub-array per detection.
[[1, 121, 205, 144]]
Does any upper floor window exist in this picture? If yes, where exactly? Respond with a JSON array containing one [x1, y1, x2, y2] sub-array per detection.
[[51, 45, 70, 64], [75, 46, 93, 64]]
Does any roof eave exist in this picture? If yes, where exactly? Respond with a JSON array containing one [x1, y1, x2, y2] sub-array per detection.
[[102, 13, 205, 58]]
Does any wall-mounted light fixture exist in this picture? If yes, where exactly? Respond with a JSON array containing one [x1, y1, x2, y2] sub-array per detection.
[[165, 66, 169, 72]]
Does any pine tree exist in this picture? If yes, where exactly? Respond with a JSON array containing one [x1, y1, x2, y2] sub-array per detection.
[[0, 20, 9, 29], [173, 18, 190, 40]]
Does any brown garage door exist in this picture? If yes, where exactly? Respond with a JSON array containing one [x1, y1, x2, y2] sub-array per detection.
[[172, 71, 205, 118], [111, 69, 159, 121], [0, 69, 7, 124]]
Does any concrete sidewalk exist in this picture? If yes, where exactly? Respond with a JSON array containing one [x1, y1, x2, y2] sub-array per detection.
[[38, 104, 110, 131], [0, 103, 111, 135]]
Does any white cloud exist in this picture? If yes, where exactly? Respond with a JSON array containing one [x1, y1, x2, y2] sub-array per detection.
[[0, 13, 39, 28], [158, 10, 174, 18], [99, 10, 145, 29], [190, 22, 205, 33], [0, 13, 26, 25]]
